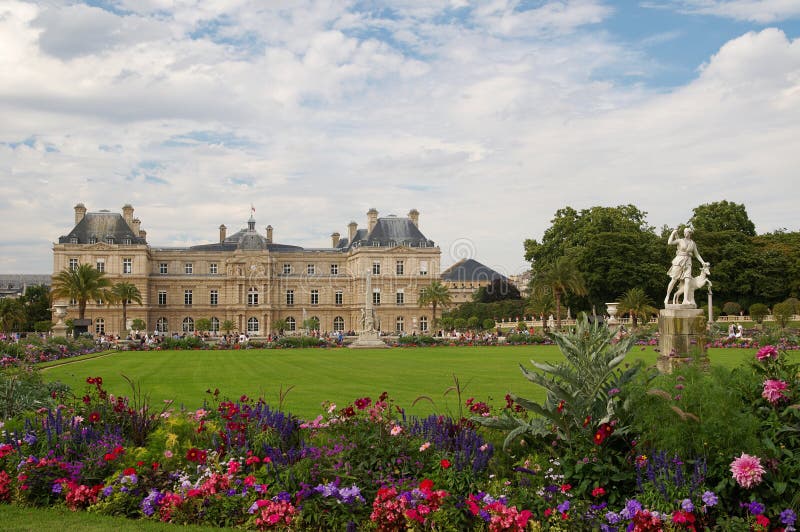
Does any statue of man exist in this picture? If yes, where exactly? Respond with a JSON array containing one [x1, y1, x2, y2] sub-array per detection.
[[665, 227, 708, 306]]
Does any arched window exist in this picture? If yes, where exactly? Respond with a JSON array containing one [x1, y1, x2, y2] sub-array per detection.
[[156, 317, 168, 333], [247, 317, 259, 334], [182, 317, 194, 333], [95, 318, 105, 334], [396, 316, 404, 332], [247, 287, 259, 306], [285, 316, 296, 331], [333, 316, 344, 331], [210, 317, 219, 333], [419, 316, 428, 332]]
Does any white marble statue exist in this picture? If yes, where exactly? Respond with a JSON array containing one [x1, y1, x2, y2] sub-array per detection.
[[665, 227, 709, 307], [670, 262, 711, 307]]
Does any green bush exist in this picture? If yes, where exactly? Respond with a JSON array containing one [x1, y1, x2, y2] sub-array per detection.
[[275, 336, 326, 348], [749, 303, 769, 324]]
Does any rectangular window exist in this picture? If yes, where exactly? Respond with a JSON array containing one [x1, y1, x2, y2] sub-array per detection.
[[210, 290, 218, 306], [372, 289, 381, 306], [209, 263, 217, 275], [158, 290, 167, 305], [396, 260, 404, 275], [307, 264, 315, 275], [372, 261, 381, 275], [396, 290, 404, 305], [123, 258, 132, 274], [123, 238, 132, 245], [184, 290, 193, 306], [283, 264, 292, 274], [185, 263, 193, 275], [419, 260, 428, 275], [69, 258, 78, 271], [286, 290, 294, 306], [96, 259, 105, 272], [330, 264, 338, 275], [335, 291, 343, 306], [159, 263, 168, 274], [310, 289, 319, 305]]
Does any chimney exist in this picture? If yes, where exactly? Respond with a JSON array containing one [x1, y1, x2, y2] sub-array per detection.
[[348, 221, 357, 243], [367, 208, 378, 233], [74, 203, 87, 225], [132, 218, 141, 236], [266, 225, 273, 243], [219, 224, 227, 243], [408, 208, 419, 227], [139, 230, 147, 241], [331, 232, 340, 248], [122, 204, 134, 226]]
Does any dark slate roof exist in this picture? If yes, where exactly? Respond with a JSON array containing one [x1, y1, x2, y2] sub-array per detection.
[[188, 227, 304, 252], [344, 217, 433, 249], [59, 212, 146, 244], [441, 259, 507, 283]]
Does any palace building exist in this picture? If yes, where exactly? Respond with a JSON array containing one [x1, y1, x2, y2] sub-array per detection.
[[52, 204, 440, 337]]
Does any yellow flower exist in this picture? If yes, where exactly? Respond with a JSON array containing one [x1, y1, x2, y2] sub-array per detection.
[[166, 433, 178, 449]]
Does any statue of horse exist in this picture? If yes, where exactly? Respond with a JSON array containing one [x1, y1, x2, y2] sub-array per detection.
[[672, 263, 711, 306]]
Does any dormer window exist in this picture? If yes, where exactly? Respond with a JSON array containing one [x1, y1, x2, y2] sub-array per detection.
[[89, 237, 97, 244], [106, 237, 114, 245], [69, 237, 78, 244], [123, 238, 132, 245]]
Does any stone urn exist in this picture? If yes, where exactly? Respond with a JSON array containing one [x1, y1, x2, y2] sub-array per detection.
[[606, 302, 619, 326], [51, 304, 69, 338]]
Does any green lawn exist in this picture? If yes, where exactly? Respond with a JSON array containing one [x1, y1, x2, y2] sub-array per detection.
[[42, 345, 760, 419]]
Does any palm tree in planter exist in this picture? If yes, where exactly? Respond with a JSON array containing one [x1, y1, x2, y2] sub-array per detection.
[[618, 287, 657, 327], [111, 282, 143, 334], [527, 290, 555, 332], [532, 255, 587, 330], [51, 263, 113, 321], [418, 280, 452, 327]]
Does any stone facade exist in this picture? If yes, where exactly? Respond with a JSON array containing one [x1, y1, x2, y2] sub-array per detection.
[[52, 205, 440, 337]]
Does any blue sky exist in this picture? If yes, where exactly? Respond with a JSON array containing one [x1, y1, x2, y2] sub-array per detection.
[[0, 0, 799, 275]]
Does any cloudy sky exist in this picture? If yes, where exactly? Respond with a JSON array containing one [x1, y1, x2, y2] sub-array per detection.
[[1, 0, 798, 276]]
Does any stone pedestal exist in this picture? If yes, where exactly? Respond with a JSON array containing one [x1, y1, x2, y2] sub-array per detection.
[[657, 306, 707, 372], [52, 323, 68, 338], [348, 330, 388, 349]]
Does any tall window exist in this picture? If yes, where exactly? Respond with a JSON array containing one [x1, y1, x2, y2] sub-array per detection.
[[333, 316, 344, 331], [248, 287, 259, 306], [372, 289, 381, 306], [156, 317, 168, 333], [158, 290, 167, 305], [335, 290, 343, 306], [159, 263, 168, 274], [396, 290, 404, 305], [396, 260, 404, 275], [185, 263, 193, 274], [89, 237, 97, 244], [95, 318, 105, 334], [310, 289, 319, 305], [307, 264, 315, 275], [210, 317, 219, 333], [419, 316, 428, 332], [184, 290, 193, 306], [372, 261, 381, 275], [106, 236, 114, 245], [286, 317, 296, 331], [182, 317, 194, 333], [283, 264, 292, 274], [69, 258, 78, 271], [419, 260, 428, 275], [330, 264, 338, 275], [70, 237, 78, 244], [396, 316, 404, 332], [209, 263, 217, 274], [247, 317, 259, 334], [286, 290, 294, 306], [210, 290, 218, 306], [123, 238, 132, 245], [96, 258, 105, 272], [122, 258, 132, 274]]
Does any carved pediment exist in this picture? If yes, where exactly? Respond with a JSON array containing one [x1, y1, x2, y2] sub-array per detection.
[[86, 242, 115, 251]]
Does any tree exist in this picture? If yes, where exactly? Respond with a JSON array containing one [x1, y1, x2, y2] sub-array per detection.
[[111, 282, 143, 333], [689, 200, 756, 236], [51, 263, 113, 320], [0, 298, 26, 333], [617, 287, 657, 327], [749, 303, 769, 324], [131, 318, 147, 331], [772, 302, 793, 329], [222, 319, 236, 334], [526, 290, 555, 331], [784, 297, 800, 315], [418, 281, 452, 324], [482, 318, 496, 331], [474, 278, 521, 303], [270, 319, 287, 333], [20, 284, 51, 331], [195, 318, 212, 334], [722, 301, 742, 316], [532, 255, 587, 330]]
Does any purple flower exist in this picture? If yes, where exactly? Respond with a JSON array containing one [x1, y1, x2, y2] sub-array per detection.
[[101, 485, 114, 498], [605, 511, 621, 524], [701, 491, 718, 507], [479, 509, 491, 522], [557, 500, 570, 513], [681, 499, 694, 512], [742, 501, 765, 515], [51, 483, 62, 494], [620, 499, 642, 519], [781, 509, 797, 526], [141, 489, 164, 517]]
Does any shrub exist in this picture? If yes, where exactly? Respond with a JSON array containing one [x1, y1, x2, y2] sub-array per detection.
[[722, 301, 742, 316], [749, 303, 769, 324], [772, 302, 793, 329]]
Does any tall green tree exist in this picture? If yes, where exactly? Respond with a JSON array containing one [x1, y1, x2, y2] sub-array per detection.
[[51, 263, 113, 320], [617, 287, 657, 327], [689, 200, 756, 236], [526, 289, 555, 331], [20, 284, 51, 331], [111, 282, 143, 333], [532, 255, 587, 330], [0, 298, 26, 333], [418, 280, 452, 325]]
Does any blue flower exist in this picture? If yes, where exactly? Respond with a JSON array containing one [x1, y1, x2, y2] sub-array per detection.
[[681, 499, 694, 512], [605, 511, 621, 525], [780, 509, 797, 526], [701, 491, 718, 507]]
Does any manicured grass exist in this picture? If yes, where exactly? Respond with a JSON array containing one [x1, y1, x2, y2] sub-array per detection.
[[42, 345, 760, 419], [0, 505, 236, 531]]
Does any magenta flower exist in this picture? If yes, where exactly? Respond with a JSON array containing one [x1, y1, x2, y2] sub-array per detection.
[[756, 345, 779, 361], [730, 453, 766, 488], [762, 380, 789, 404]]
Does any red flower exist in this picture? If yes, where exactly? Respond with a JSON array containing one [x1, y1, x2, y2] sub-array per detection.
[[583, 415, 591, 427], [86, 377, 95, 384], [354, 397, 372, 410], [419, 479, 434, 492], [755, 514, 770, 527], [440, 459, 451, 469], [592, 487, 606, 497], [560, 483, 571, 493], [88, 412, 100, 423], [557, 400, 565, 413], [82, 395, 91, 404], [123, 467, 136, 476]]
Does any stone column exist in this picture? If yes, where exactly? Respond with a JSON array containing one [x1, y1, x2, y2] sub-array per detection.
[[657, 305, 707, 372]]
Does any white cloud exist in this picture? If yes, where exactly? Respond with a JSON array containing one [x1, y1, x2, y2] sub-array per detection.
[[653, 0, 800, 24]]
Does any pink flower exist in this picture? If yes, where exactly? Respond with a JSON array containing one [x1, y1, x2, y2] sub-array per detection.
[[390, 424, 403, 436], [730, 453, 766, 488], [762, 379, 789, 404], [756, 345, 779, 361], [419, 442, 430, 452]]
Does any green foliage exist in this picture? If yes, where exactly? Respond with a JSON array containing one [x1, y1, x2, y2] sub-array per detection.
[[784, 297, 800, 314], [194, 318, 212, 333], [418, 280, 452, 322], [0, 298, 26, 333], [34, 320, 53, 333], [453, 317, 467, 330], [445, 299, 526, 324], [722, 301, 742, 316], [617, 287, 657, 327], [749, 303, 769, 324], [21, 284, 52, 331], [302, 317, 320, 331], [482, 318, 496, 330], [0, 365, 69, 419], [131, 318, 146, 331], [531, 254, 587, 330], [690, 200, 756, 236], [275, 336, 326, 348], [772, 302, 793, 328], [398, 334, 440, 345], [221, 319, 236, 333], [159, 336, 205, 349], [270, 318, 288, 332], [52, 263, 113, 320]]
